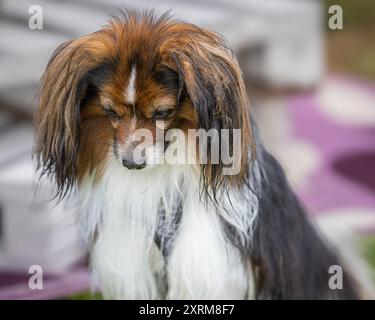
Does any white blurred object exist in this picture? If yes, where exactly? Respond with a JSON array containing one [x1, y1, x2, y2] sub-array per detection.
[[236, 0, 324, 88], [317, 79, 375, 126], [254, 98, 321, 189], [0, 124, 85, 273]]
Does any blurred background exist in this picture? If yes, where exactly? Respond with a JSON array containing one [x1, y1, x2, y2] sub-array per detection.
[[0, 0, 374, 299]]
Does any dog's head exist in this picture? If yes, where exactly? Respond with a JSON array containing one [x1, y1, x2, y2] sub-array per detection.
[[34, 11, 252, 199]]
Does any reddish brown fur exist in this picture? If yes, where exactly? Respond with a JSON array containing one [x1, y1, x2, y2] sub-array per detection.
[[33, 11, 252, 199]]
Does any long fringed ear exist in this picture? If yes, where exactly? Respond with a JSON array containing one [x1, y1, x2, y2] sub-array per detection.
[[162, 28, 253, 197], [33, 31, 115, 199]]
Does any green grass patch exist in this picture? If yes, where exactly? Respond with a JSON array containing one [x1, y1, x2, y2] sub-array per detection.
[[67, 291, 103, 300]]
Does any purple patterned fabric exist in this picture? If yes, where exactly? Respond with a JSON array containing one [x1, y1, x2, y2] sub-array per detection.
[[288, 78, 375, 214]]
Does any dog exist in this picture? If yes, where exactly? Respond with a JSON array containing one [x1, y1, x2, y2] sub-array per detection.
[[33, 11, 370, 299]]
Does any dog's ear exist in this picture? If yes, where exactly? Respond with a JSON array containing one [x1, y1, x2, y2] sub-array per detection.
[[162, 27, 253, 194], [33, 31, 116, 199]]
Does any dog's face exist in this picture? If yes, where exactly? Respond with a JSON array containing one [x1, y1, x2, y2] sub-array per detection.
[[34, 12, 252, 198], [79, 53, 197, 174]]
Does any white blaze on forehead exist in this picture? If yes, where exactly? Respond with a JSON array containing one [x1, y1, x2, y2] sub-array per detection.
[[125, 65, 137, 105]]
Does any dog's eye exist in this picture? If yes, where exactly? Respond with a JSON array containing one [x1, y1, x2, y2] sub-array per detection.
[[152, 108, 175, 121], [103, 107, 120, 119]]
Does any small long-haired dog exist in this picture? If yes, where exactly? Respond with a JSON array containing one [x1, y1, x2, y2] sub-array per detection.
[[34, 11, 370, 299]]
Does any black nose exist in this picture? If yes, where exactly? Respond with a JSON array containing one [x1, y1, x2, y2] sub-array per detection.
[[122, 158, 146, 170]]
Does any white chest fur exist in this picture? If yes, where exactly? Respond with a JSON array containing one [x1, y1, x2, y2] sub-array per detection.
[[78, 162, 255, 299]]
